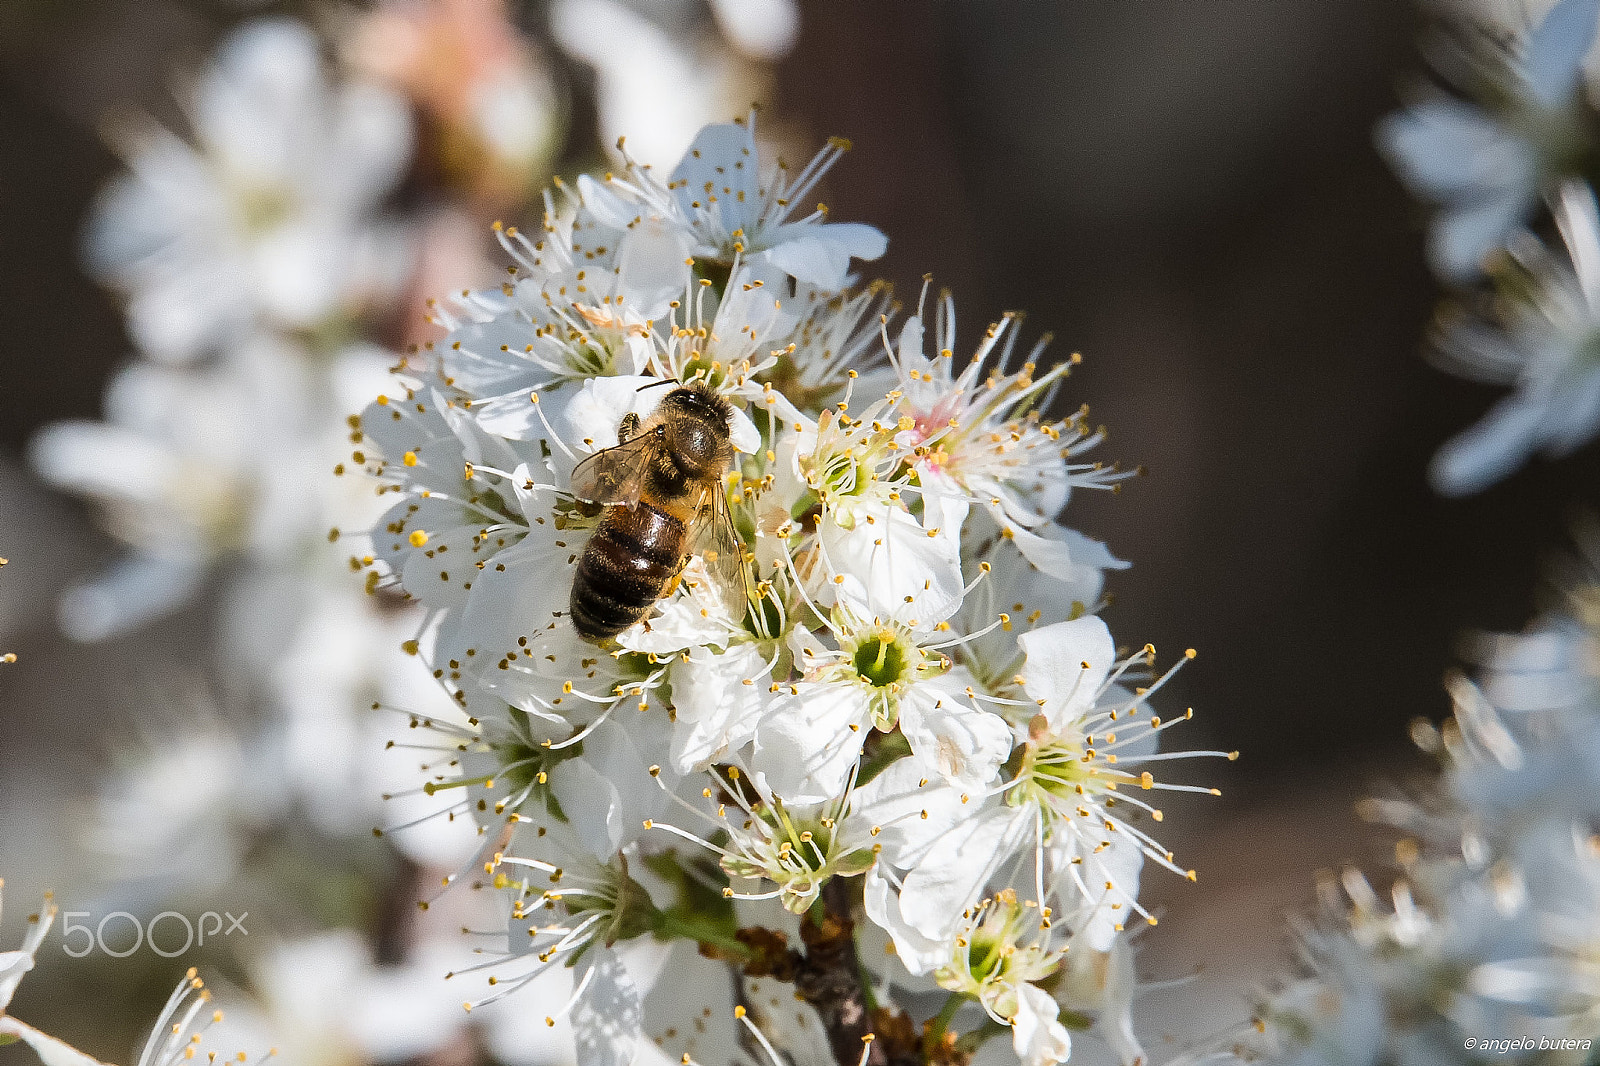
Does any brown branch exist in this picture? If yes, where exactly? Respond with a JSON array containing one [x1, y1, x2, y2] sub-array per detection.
[[700, 881, 923, 1066], [700, 877, 928, 1062], [795, 879, 882, 1066]]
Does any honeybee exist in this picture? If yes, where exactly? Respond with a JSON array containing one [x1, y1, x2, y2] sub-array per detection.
[[567, 381, 748, 641]]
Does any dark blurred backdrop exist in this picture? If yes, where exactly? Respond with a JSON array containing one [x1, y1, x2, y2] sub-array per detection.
[[2, 0, 1595, 816]]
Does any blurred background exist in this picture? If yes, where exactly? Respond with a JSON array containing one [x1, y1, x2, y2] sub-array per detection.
[[1, 0, 1594, 1061]]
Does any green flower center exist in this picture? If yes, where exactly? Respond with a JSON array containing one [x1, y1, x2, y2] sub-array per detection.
[[236, 183, 295, 235], [934, 892, 1060, 1009], [721, 801, 876, 914], [965, 927, 1009, 985], [853, 635, 907, 688], [1007, 736, 1096, 820], [492, 733, 584, 820]]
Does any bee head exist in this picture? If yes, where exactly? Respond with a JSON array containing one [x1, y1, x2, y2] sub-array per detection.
[[660, 384, 733, 477]]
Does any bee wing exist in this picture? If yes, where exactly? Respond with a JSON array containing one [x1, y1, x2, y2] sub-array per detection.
[[684, 478, 754, 609], [568, 435, 657, 507]]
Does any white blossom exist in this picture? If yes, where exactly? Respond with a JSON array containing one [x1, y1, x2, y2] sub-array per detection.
[[752, 605, 1010, 804], [85, 17, 413, 364], [583, 113, 887, 291], [1430, 182, 1600, 494], [889, 290, 1133, 586], [1004, 617, 1229, 950], [1377, 0, 1600, 281]]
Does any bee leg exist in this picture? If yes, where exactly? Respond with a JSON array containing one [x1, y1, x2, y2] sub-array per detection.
[[618, 412, 641, 445], [660, 567, 685, 600]]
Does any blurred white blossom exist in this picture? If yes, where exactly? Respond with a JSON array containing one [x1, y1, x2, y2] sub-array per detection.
[[1241, 541, 1600, 1064], [1378, 0, 1600, 281], [343, 0, 561, 208], [1430, 182, 1600, 493], [552, 0, 784, 168], [86, 18, 413, 364]]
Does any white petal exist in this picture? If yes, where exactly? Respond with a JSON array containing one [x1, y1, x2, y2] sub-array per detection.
[[818, 501, 964, 626], [1432, 319, 1529, 385], [1003, 520, 1127, 596], [637, 941, 739, 1066], [670, 643, 773, 772], [578, 173, 644, 229], [549, 718, 670, 860], [863, 867, 950, 976], [348, 951, 471, 1061], [549, 756, 626, 859], [0, 950, 34, 1010], [452, 531, 570, 643], [319, 80, 413, 212], [1009, 984, 1072, 1066], [728, 405, 761, 454], [898, 685, 1013, 790], [898, 805, 1030, 942], [562, 375, 665, 458], [1058, 831, 1145, 952], [615, 218, 693, 312], [1016, 616, 1116, 730], [669, 122, 760, 229], [1429, 395, 1548, 495], [194, 19, 322, 178], [915, 468, 970, 552], [29, 419, 180, 502], [1555, 180, 1600, 307], [707, 0, 800, 59], [1430, 192, 1533, 282], [760, 223, 886, 289], [1376, 99, 1533, 200], [847, 759, 977, 868], [58, 555, 207, 642], [551, 0, 718, 167], [571, 947, 644, 1066], [399, 523, 490, 609], [478, 966, 578, 1065], [252, 218, 344, 326], [124, 269, 249, 364], [1055, 940, 1144, 1066], [0, 1017, 110, 1066], [751, 683, 871, 804], [1523, 0, 1600, 107]]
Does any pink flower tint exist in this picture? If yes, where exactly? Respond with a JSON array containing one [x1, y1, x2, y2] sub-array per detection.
[[346, 0, 555, 206]]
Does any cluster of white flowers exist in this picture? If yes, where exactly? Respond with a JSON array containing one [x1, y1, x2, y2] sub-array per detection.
[[24, 4, 805, 1060], [24, 27, 472, 997], [1150, 5, 1600, 1060], [1190, 6, 1600, 1060], [33, 17, 413, 638], [360, 114, 1228, 1066], [1380, 0, 1600, 492], [1232, 538, 1600, 1065]]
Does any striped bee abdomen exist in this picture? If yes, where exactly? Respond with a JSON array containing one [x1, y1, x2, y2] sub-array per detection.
[[569, 501, 686, 639]]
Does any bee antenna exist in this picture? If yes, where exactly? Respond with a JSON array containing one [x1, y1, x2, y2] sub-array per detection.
[[636, 378, 678, 394]]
